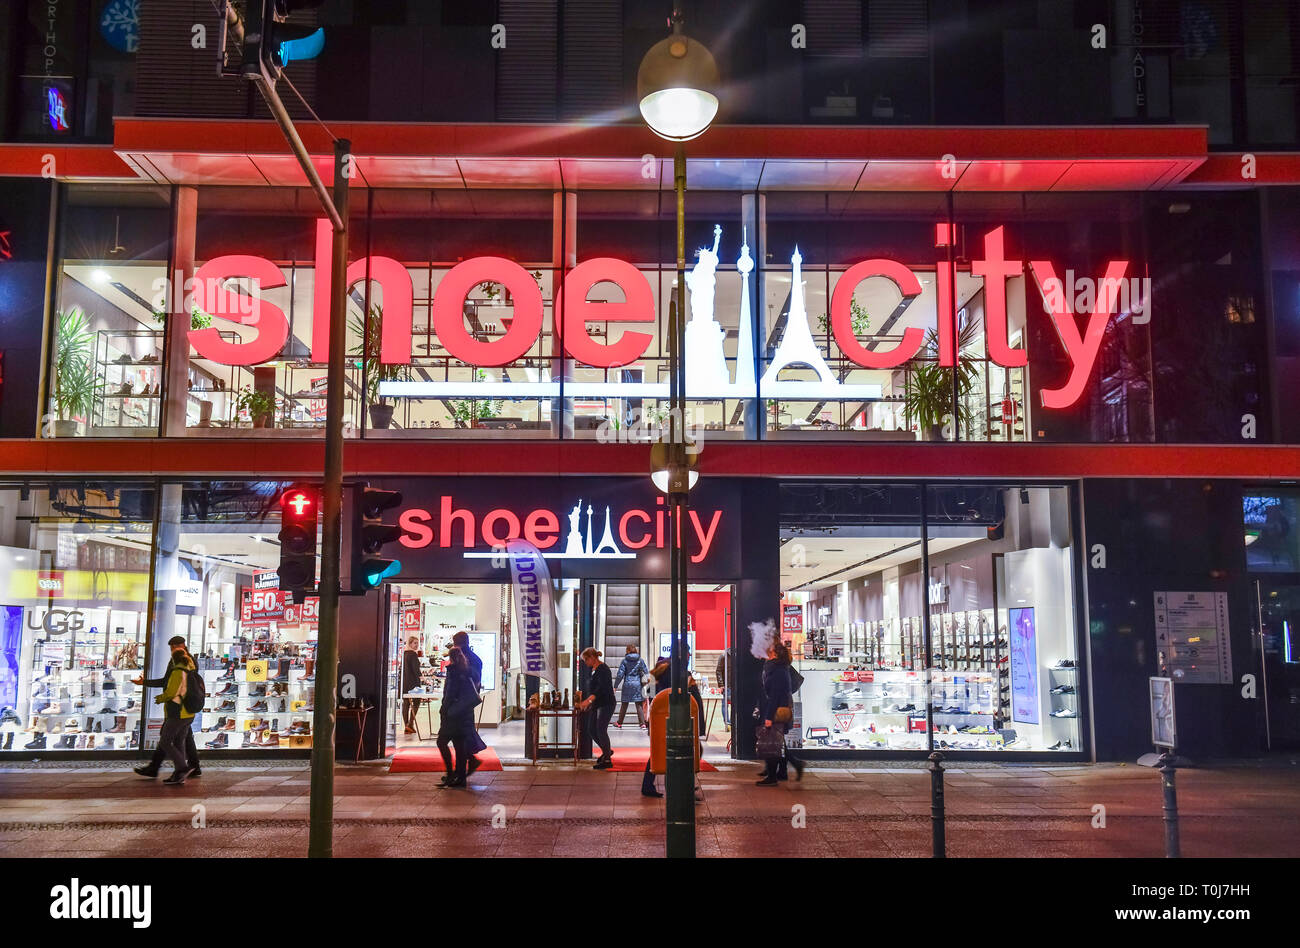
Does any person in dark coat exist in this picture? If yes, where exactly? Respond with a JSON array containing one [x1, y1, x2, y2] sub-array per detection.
[[401, 636, 423, 734], [577, 647, 616, 768], [131, 636, 201, 779], [451, 631, 488, 773], [756, 638, 803, 785], [613, 646, 648, 728], [436, 647, 480, 788]]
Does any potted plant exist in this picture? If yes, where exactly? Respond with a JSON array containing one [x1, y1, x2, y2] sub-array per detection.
[[153, 305, 213, 331], [51, 308, 101, 437], [450, 368, 503, 428], [817, 298, 871, 338], [348, 304, 402, 429], [234, 388, 277, 428], [902, 322, 979, 441]]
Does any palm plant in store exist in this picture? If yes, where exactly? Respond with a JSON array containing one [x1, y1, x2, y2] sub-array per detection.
[[902, 320, 979, 441], [348, 304, 403, 429], [51, 308, 102, 437], [451, 368, 504, 428]]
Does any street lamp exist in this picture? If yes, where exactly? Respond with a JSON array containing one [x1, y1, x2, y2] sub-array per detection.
[[639, 2, 718, 860]]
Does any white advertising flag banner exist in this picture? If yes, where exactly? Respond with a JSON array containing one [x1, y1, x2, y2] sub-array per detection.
[[507, 539, 556, 687]]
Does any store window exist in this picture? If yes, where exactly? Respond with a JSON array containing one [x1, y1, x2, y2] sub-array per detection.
[[781, 481, 1083, 754], [47, 186, 171, 438], [185, 188, 364, 436], [144, 480, 314, 752], [0, 481, 155, 752]]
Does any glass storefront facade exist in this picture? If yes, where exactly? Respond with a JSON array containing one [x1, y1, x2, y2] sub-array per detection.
[[39, 184, 1277, 445], [1, 470, 1295, 760], [783, 483, 1082, 753]]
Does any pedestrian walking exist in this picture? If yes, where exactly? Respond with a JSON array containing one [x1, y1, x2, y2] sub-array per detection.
[[436, 646, 482, 788], [577, 647, 616, 768], [154, 640, 200, 785], [612, 645, 648, 728], [451, 631, 488, 774], [755, 638, 803, 785], [401, 636, 422, 734], [131, 636, 201, 780]]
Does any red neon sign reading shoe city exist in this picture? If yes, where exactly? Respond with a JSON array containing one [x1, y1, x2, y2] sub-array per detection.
[[187, 219, 1138, 409]]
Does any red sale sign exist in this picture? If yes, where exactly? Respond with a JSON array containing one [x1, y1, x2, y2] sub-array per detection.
[[781, 602, 803, 634], [400, 599, 421, 633], [242, 588, 287, 622]]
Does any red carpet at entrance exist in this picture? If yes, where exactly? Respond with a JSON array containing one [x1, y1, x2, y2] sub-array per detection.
[[605, 748, 716, 772], [389, 746, 503, 774]]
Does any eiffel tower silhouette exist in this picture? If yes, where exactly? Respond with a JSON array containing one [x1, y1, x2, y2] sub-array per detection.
[[760, 246, 836, 388]]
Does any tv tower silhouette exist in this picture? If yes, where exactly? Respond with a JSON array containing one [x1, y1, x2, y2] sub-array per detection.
[[760, 246, 836, 388], [733, 228, 755, 390]]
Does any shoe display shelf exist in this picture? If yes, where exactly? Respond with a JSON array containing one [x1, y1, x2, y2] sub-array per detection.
[[1044, 660, 1079, 749], [91, 329, 164, 433], [19, 667, 141, 751], [198, 659, 315, 750]]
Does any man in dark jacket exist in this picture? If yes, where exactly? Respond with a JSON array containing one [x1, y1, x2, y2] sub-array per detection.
[[131, 636, 201, 779]]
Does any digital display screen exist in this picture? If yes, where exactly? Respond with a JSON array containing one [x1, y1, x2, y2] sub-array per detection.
[[467, 632, 496, 691], [657, 632, 695, 671], [1244, 493, 1300, 572], [1009, 607, 1039, 726]]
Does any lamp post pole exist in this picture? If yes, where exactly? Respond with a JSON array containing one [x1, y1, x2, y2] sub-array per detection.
[[665, 141, 695, 858]]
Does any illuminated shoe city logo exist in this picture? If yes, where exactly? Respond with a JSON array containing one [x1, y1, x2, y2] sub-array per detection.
[[180, 222, 1144, 409], [397, 496, 722, 564]]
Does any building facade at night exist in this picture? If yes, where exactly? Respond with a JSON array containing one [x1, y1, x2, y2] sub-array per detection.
[[0, 1, 1297, 765]]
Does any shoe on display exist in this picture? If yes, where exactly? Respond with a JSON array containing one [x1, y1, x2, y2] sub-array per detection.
[[219, 718, 236, 731], [1052, 659, 1076, 669], [0, 706, 19, 727], [95, 706, 114, 715], [206, 732, 229, 749], [1, 733, 11, 750], [24, 733, 47, 750], [217, 699, 237, 712], [247, 684, 266, 698], [1049, 708, 1077, 718], [1048, 740, 1073, 750], [1049, 685, 1075, 695], [248, 700, 268, 712], [64, 717, 81, 733], [107, 716, 127, 734], [93, 721, 103, 733]]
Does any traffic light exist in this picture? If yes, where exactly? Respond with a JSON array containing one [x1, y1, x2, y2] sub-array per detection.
[[224, 0, 325, 83], [277, 485, 319, 603], [350, 484, 403, 592]]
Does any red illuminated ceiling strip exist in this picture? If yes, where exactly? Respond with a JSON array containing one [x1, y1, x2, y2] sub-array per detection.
[[2, 440, 1297, 481]]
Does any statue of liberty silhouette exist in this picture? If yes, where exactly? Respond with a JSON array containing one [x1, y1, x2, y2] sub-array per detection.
[[684, 224, 731, 394]]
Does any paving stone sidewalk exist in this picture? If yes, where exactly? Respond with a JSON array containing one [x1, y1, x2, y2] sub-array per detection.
[[0, 759, 1296, 858]]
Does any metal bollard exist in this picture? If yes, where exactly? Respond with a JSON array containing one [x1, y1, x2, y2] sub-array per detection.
[[1157, 751, 1180, 858], [928, 751, 946, 858]]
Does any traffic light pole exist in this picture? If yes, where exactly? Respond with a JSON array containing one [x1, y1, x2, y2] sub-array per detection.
[[243, 15, 346, 859], [306, 139, 350, 859]]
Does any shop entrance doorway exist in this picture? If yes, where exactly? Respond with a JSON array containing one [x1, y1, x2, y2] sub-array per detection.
[[580, 581, 736, 761]]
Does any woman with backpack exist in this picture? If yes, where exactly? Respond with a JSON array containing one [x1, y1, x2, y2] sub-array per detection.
[[131, 635, 202, 781], [612, 646, 648, 729], [155, 639, 200, 785]]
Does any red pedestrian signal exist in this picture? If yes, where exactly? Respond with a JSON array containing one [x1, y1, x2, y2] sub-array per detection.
[[278, 484, 319, 601]]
